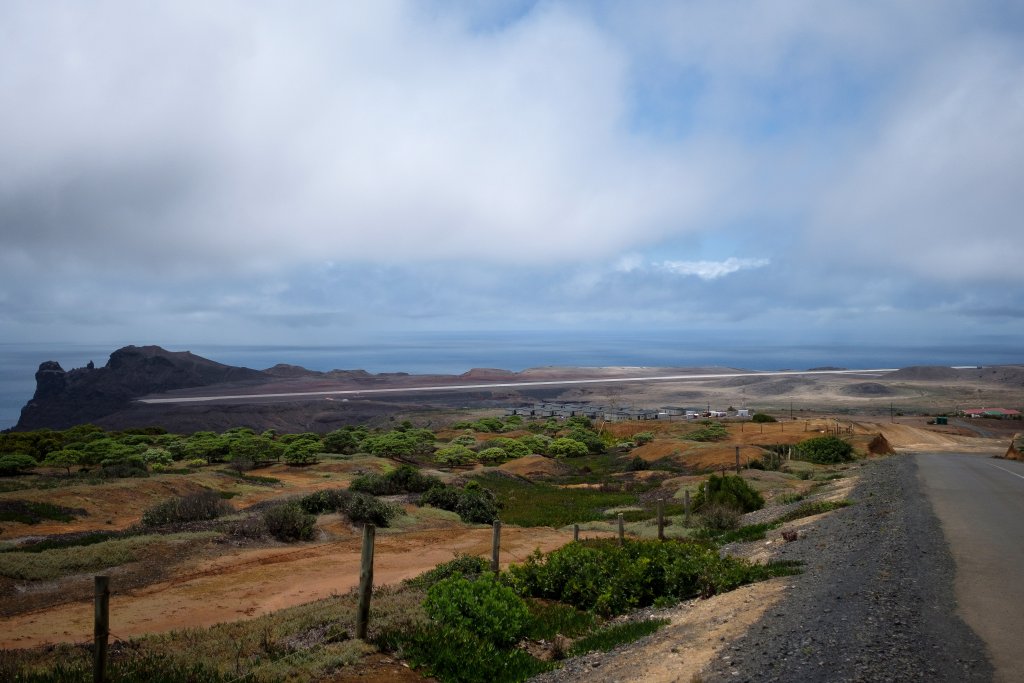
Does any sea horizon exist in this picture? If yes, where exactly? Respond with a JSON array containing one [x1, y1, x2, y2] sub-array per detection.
[[2, 332, 1021, 430]]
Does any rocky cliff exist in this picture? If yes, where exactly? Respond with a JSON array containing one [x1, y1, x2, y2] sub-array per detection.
[[15, 345, 266, 430]]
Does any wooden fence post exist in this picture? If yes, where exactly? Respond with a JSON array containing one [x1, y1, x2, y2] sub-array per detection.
[[735, 446, 741, 474], [491, 520, 502, 573], [684, 490, 691, 526], [94, 575, 110, 683], [356, 524, 375, 640], [617, 513, 624, 545], [657, 499, 665, 540], [573, 524, 579, 542]]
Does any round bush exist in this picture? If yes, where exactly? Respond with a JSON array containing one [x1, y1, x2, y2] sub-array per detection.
[[425, 575, 530, 647], [263, 502, 316, 541], [798, 436, 854, 464], [693, 474, 764, 513]]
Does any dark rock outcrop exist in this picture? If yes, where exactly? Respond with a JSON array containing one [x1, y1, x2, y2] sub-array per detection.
[[15, 345, 266, 430]]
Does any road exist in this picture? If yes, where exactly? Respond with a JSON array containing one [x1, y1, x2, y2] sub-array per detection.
[[137, 367, 897, 404], [917, 452, 1024, 683]]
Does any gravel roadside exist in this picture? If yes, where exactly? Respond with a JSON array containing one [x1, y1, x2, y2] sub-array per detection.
[[530, 454, 993, 682], [703, 453, 992, 682]]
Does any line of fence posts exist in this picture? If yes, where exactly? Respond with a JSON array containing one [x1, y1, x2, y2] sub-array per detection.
[[89, 495, 718, 673]]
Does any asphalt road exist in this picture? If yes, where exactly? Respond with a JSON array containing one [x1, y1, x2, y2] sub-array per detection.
[[916, 452, 1024, 683]]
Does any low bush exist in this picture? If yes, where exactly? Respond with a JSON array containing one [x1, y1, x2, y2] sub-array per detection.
[[0, 453, 37, 475], [504, 538, 797, 616], [406, 555, 491, 589], [699, 503, 741, 531], [693, 474, 764, 513], [0, 500, 85, 525], [425, 575, 530, 647], [298, 488, 402, 527], [419, 482, 500, 524], [686, 423, 729, 442], [797, 436, 855, 464], [751, 413, 777, 423], [633, 432, 655, 445], [397, 622, 551, 683], [141, 491, 233, 527], [435, 444, 477, 466], [350, 465, 441, 496], [262, 502, 316, 541]]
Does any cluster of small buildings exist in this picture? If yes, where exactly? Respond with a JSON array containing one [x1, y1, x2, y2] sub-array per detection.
[[959, 407, 1021, 419], [506, 402, 750, 422]]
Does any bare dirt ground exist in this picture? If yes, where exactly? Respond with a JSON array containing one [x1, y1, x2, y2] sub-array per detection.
[[0, 521, 576, 649]]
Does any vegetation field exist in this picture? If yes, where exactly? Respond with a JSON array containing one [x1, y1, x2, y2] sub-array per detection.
[[0, 412, 893, 681]]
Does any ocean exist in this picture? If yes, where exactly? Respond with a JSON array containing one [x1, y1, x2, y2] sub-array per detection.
[[1, 332, 1020, 431]]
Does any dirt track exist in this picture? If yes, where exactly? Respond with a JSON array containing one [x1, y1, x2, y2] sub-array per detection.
[[0, 523, 576, 649]]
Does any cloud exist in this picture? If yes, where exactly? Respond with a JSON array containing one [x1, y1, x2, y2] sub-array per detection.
[[0, 1, 723, 275], [659, 257, 770, 280]]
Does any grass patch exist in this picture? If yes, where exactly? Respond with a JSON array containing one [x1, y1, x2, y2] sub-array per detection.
[[524, 600, 596, 641], [218, 470, 281, 485], [775, 500, 851, 524], [703, 522, 773, 544], [477, 473, 635, 527], [0, 531, 122, 554], [0, 500, 86, 525], [0, 531, 220, 580], [568, 618, 669, 657]]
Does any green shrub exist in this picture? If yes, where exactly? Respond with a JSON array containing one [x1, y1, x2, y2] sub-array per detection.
[[141, 491, 233, 527], [397, 622, 551, 683], [406, 555, 491, 589], [693, 474, 764, 513], [797, 436, 855, 464], [477, 447, 509, 464], [751, 413, 777, 423], [298, 488, 402, 527], [435, 444, 477, 466], [633, 432, 655, 445], [548, 437, 589, 458], [425, 575, 530, 647], [686, 422, 729, 441], [419, 482, 500, 524], [0, 453, 37, 475], [350, 465, 441, 495], [504, 538, 796, 615], [263, 502, 316, 541]]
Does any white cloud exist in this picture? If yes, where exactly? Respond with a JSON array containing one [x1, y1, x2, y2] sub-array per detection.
[[0, 1, 722, 274], [659, 257, 770, 280]]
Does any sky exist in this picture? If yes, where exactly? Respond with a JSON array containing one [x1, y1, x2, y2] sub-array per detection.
[[2, 0, 1023, 355]]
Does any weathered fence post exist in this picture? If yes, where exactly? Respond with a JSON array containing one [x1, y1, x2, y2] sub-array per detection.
[[735, 446, 741, 474], [356, 524, 375, 640], [94, 575, 110, 683], [573, 524, 579, 542], [617, 513, 624, 545], [684, 490, 692, 526], [491, 520, 502, 573], [657, 499, 665, 540]]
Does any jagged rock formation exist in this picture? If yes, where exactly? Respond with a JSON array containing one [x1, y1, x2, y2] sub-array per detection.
[[16, 345, 265, 430]]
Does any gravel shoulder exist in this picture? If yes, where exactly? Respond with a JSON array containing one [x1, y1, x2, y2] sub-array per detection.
[[532, 455, 993, 682]]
